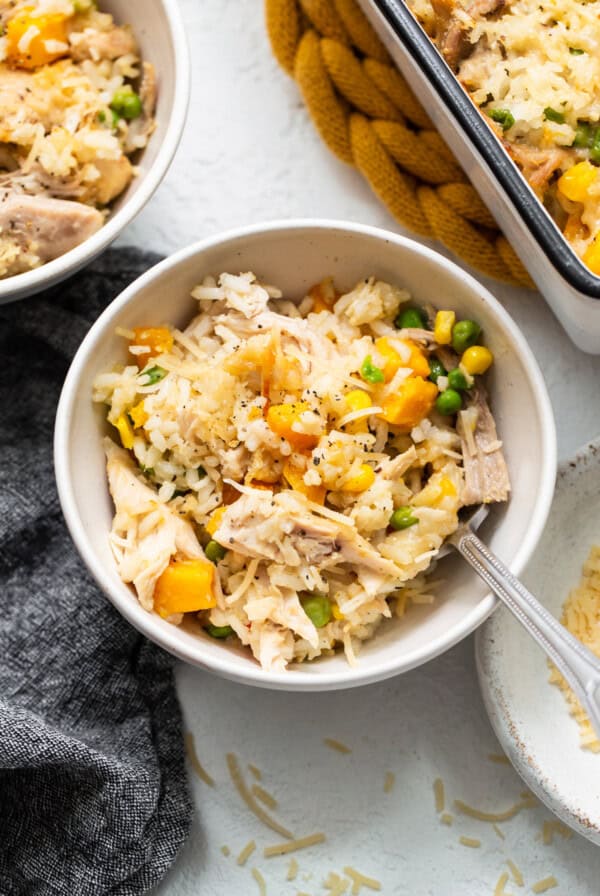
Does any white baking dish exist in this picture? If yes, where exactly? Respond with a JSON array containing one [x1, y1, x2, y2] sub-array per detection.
[[359, 0, 600, 353]]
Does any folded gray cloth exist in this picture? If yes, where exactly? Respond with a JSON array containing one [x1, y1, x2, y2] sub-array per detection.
[[0, 249, 192, 895]]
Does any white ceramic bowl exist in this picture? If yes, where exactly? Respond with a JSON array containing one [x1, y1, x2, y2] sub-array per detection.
[[0, 0, 190, 305], [477, 437, 600, 844], [54, 220, 557, 691]]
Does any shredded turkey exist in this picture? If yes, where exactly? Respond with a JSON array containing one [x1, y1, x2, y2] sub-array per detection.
[[105, 439, 205, 610], [457, 384, 511, 504]]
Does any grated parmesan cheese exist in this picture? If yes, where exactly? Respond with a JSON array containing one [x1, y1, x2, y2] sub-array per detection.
[[252, 784, 278, 811], [237, 840, 256, 866], [459, 836, 481, 848], [549, 544, 600, 751], [433, 778, 445, 813], [494, 871, 510, 896], [454, 797, 529, 823], [383, 771, 395, 794], [287, 858, 298, 882], [226, 752, 294, 839], [343, 866, 382, 894], [263, 832, 326, 858], [542, 820, 573, 845], [488, 753, 511, 765], [183, 732, 215, 787], [324, 872, 349, 895], [251, 867, 267, 896], [323, 738, 351, 754], [506, 859, 524, 887], [18, 24, 40, 53]]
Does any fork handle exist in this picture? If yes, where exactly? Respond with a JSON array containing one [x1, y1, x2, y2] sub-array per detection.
[[453, 528, 600, 739]]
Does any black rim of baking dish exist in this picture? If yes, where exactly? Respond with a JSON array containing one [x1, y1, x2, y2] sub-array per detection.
[[370, 0, 600, 298]]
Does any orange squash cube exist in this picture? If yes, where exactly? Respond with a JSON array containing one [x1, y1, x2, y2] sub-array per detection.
[[266, 402, 321, 451], [7, 10, 69, 70], [380, 377, 438, 430], [130, 327, 173, 362], [153, 559, 215, 617], [283, 460, 326, 504]]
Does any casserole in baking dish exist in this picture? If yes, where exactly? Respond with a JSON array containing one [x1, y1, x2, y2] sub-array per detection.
[[359, 0, 600, 352]]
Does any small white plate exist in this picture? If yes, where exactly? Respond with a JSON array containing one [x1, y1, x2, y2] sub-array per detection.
[[476, 438, 600, 844]]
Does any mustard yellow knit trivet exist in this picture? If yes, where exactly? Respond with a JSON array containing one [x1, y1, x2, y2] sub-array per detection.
[[265, 0, 534, 288]]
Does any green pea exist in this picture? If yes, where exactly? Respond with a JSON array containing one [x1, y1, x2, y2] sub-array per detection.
[[205, 623, 233, 639], [489, 108, 515, 131], [451, 320, 481, 353], [590, 128, 600, 165], [205, 540, 227, 563], [395, 306, 427, 330], [428, 357, 447, 384], [573, 121, 593, 149], [544, 107, 565, 124], [139, 365, 166, 385], [435, 388, 463, 415], [360, 355, 385, 384], [447, 368, 470, 391], [301, 593, 332, 628], [389, 506, 419, 530], [110, 87, 143, 121]]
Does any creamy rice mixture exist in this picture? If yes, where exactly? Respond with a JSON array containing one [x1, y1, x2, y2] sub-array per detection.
[[409, 0, 600, 272], [94, 272, 509, 671], [0, 0, 155, 277]]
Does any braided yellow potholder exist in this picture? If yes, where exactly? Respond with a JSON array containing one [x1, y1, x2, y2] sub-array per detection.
[[265, 0, 534, 288]]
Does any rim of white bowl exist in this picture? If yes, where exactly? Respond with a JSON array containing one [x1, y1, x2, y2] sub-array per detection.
[[54, 219, 557, 691], [0, 0, 190, 303]]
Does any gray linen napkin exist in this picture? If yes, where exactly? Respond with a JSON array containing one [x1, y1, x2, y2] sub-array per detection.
[[0, 249, 192, 895]]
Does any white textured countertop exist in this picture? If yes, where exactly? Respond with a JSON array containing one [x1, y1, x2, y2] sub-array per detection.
[[116, 2, 600, 893]]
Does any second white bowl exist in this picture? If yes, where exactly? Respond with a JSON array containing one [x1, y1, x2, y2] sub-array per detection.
[[0, 0, 190, 304], [54, 220, 557, 690]]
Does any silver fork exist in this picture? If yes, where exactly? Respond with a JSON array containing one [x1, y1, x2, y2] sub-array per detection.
[[443, 505, 600, 739]]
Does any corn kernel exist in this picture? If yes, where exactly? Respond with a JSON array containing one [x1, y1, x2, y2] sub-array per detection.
[[436, 477, 457, 504], [154, 558, 215, 617], [583, 233, 600, 275], [266, 402, 321, 451], [130, 326, 173, 362], [558, 161, 597, 203], [341, 463, 376, 493], [434, 310, 456, 345], [283, 460, 326, 504], [206, 506, 226, 536], [345, 389, 372, 412], [247, 406, 262, 421], [129, 401, 148, 429], [461, 345, 493, 375], [7, 10, 68, 70], [332, 604, 345, 620], [114, 414, 134, 450]]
